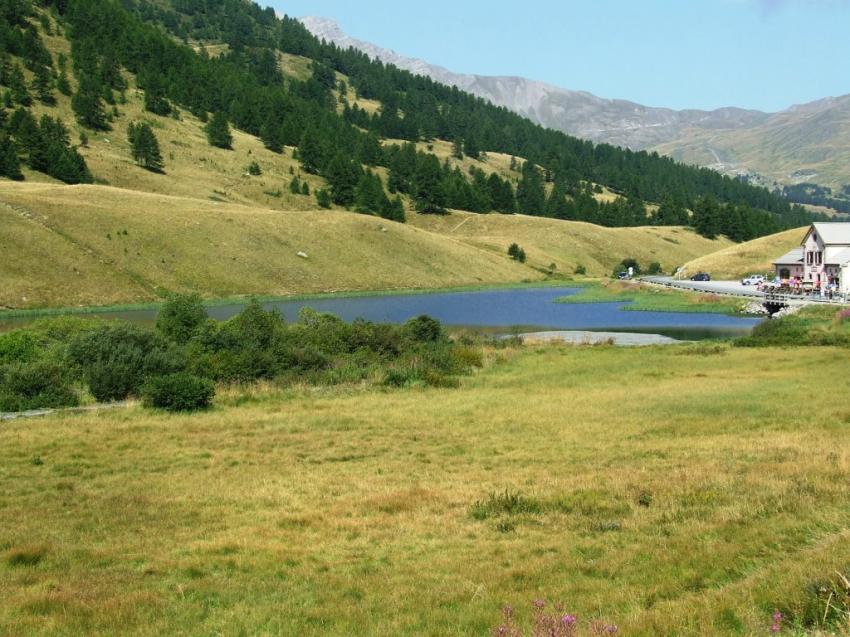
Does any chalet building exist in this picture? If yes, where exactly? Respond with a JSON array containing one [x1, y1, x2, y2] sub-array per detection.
[[774, 223, 850, 294]]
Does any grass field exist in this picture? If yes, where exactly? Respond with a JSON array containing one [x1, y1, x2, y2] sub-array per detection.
[[2, 344, 849, 636], [681, 228, 807, 280], [557, 279, 746, 314]]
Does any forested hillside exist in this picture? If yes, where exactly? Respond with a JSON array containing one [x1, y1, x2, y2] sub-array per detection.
[[0, 0, 825, 242]]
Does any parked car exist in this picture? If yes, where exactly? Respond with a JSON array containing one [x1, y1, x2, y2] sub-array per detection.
[[690, 273, 711, 282], [741, 274, 765, 286], [617, 272, 631, 280]]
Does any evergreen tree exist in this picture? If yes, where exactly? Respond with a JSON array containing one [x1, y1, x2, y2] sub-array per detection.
[[692, 196, 722, 239], [626, 195, 647, 226], [516, 162, 545, 216], [383, 195, 406, 223], [0, 134, 23, 180], [8, 64, 30, 106], [325, 152, 361, 206], [289, 175, 302, 194], [297, 128, 324, 174], [451, 137, 463, 160], [463, 134, 480, 160], [354, 170, 386, 215], [260, 120, 283, 153], [301, 181, 310, 196], [412, 153, 446, 214], [31, 64, 55, 105], [127, 122, 164, 172], [143, 85, 171, 116], [315, 188, 332, 209], [72, 74, 109, 130], [56, 54, 71, 96], [204, 111, 232, 149], [545, 183, 571, 219]]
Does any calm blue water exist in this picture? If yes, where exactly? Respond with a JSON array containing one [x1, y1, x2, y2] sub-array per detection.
[[0, 287, 762, 339]]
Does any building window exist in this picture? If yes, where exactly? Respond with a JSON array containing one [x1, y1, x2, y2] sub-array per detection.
[[807, 252, 814, 265], [816, 252, 823, 265]]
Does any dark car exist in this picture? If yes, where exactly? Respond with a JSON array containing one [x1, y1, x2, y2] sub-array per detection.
[[690, 273, 711, 282]]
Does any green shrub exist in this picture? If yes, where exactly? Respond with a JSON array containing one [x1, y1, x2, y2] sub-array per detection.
[[142, 373, 214, 412], [84, 346, 146, 402], [68, 324, 185, 401], [0, 330, 39, 364], [156, 293, 207, 344], [647, 261, 663, 275], [507, 243, 527, 263], [574, 264, 587, 276], [404, 315, 444, 343], [0, 360, 78, 412]]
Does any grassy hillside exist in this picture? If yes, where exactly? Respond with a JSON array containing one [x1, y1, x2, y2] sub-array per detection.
[[0, 182, 535, 309], [681, 227, 806, 280], [2, 344, 849, 635], [0, 181, 733, 310], [411, 210, 732, 276]]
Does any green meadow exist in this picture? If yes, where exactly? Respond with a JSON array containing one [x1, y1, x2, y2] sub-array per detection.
[[2, 343, 849, 636]]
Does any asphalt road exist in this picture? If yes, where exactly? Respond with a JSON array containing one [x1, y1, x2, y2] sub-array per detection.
[[642, 276, 765, 298]]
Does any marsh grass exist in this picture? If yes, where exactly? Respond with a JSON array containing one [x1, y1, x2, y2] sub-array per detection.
[[556, 280, 744, 314], [2, 345, 850, 635]]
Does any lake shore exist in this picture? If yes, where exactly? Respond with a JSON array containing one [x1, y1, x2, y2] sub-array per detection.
[[516, 330, 687, 346]]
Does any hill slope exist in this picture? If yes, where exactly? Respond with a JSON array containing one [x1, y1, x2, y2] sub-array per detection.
[[0, 181, 732, 309], [680, 227, 806, 280]]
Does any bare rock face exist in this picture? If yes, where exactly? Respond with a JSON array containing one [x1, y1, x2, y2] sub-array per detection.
[[301, 16, 850, 189]]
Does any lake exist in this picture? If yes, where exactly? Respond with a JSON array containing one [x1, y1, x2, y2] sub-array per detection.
[[0, 286, 762, 340]]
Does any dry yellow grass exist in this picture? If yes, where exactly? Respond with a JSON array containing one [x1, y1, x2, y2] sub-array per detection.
[[682, 227, 807, 279], [410, 210, 732, 276], [0, 182, 538, 309], [1, 345, 849, 635]]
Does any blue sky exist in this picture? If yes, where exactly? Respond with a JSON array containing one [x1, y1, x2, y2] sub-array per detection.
[[265, 0, 849, 113]]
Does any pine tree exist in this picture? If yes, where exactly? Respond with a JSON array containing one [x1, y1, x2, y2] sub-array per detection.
[[144, 86, 171, 116], [463, 134, 480, 160], [31, 65, 55, 105], [516, 162, 545, 216], [56, 54, 71, 96], [301, 181, 310, 196], [204, 111, 232, 149], [326, 152, 361, 206], [451, 137, 463, 160], [8, 64, 30, 106], [297, 128, 323, 174], [0, 134, 23, 180], [72, 75, 109, 130], [382, 195, 406, 223], [289, 175, 302, 194], [260, 120, 283, 153], [315, 188, 332, 209], [692, 196, 721, 239], [127, 122, 164, 172]]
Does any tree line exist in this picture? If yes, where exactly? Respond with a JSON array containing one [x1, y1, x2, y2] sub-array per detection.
[[3, 0, 824, 241]]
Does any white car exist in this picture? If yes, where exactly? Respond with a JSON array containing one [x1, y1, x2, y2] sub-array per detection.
[[741, 275, 765, 286]]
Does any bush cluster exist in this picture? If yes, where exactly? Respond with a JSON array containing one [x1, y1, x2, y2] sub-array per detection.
[[0, 295, 479, 413]]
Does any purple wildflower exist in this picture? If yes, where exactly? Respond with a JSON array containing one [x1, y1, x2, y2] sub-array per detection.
[[533, 598, 546, 610], [561, 614, 577, 626]]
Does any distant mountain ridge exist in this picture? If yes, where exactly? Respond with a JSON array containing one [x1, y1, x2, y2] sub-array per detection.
[[301, 16, 850, 190]]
